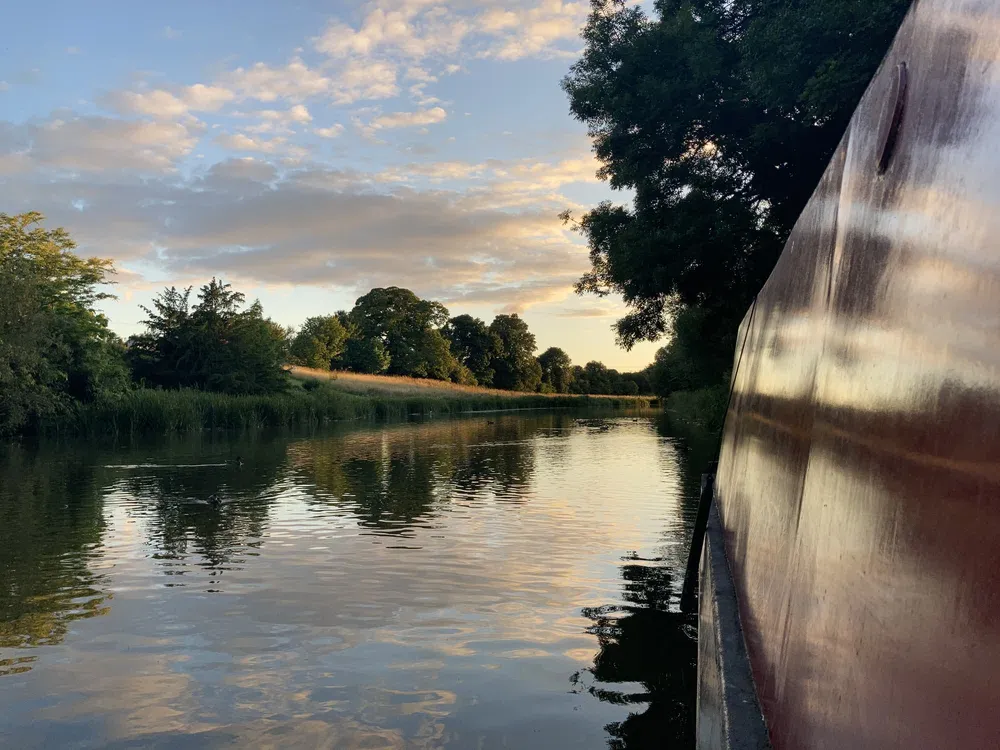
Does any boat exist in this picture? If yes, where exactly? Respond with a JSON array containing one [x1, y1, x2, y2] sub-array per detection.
[[695, 1, 1000, 747]]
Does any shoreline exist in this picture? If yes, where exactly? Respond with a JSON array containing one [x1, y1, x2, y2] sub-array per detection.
[[33, 383, 657, 439]]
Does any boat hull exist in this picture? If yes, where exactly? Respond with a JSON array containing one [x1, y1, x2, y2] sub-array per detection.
[[704, 1, 1000, 747]]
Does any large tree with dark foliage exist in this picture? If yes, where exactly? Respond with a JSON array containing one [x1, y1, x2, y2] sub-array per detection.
[[537, 347, 573, 394], [442, 314, 502, 387], [348, 287, 464, 379], [128, 279, 288, 394], [489, 314, 542, 392], [563, 0, 910, 364]]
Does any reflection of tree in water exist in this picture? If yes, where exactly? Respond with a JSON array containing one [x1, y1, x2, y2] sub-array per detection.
[[120, 434, 285, 573], [291, 417, 539, 533], [0, 446, 111, 676], [573, 558, 697, 749], [448, 418, 537, 501]]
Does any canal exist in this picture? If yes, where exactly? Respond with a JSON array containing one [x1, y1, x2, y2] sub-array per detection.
[[0, 412, 709, 749]]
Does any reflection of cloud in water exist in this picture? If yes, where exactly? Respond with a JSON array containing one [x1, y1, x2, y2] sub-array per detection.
[[1, 415, 698, 748]]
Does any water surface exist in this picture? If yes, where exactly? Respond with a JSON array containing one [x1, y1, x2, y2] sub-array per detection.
[[0, 413, 704, 749]]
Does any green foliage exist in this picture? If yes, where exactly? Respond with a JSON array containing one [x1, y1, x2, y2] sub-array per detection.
[[349, 287, 457, 378], [569, 361, 647, 396], [290, 315, 349, 370], [127, 278, 288, 395], [489, 314, 542, 392], [537, 347, 573, 394], [341, 337, 391, 374], [648, 306, 733, 398], [0, 212, 128, 436], [563, 0, 910, 377], [442, 314, 501, 386]]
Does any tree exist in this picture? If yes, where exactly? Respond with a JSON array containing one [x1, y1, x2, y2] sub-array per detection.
[[648, 306, 733, 398], [129, 279, 287, 395], [126, 286, 193, 389], [442, 314, 501, 386], [537, 347, 573, 394], [290, 315, 349, 370], [0, 212, 128, 435], [341, 337, 390, 374], [563, 0, 910, 372], [489, 314, 542, 392], [349, 287, 460, 379]]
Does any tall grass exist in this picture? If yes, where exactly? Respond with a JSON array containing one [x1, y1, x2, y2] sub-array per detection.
[[46, 383, 652, 438]]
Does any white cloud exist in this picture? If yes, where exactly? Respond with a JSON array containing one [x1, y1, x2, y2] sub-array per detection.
[[236, 105, 315, 135], [163, 26, 182, 40], [0, 114, 197, 172], [0, 155, 588, 311], [223, 59, 331, 103], [183, 84, 235, 110], [215, 132, 286, 153], [66, 46, 80, 55], [370, 106, 447, 129], [477, 1, 588, 61], [0, 81, 10, 92], [331, 59, 399, 104], [314, 125, 345, 138], [315, 7, 470, 61], [373, 156, 598, 202], [107, 89, 187, 118], [287, 104, 312, 123], [377, 160, 487, 183], [106, 84, 234, 118], [314, 0, 588, 69], [405, 66, 436, 83]]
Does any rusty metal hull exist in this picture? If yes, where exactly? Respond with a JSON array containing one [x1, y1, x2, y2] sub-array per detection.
[[711, 1, 1000, 747]]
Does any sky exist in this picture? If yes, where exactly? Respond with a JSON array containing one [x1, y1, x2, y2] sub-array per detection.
[[0, 0, 661, 371]]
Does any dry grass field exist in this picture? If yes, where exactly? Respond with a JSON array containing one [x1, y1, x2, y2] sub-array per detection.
[[287, 366, 649, 402]]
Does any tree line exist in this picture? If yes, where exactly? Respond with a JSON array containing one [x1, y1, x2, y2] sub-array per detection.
[[0, 212, 650, 436]]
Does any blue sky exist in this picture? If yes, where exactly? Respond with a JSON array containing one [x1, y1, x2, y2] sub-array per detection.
[[1, 0, 661, 370]]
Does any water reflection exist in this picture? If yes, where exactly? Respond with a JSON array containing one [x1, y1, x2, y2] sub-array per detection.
[[291, 418, 538, 535], [0, 447, 111, 675], [0, 414, 703, 749], [572, 558, 697, 749]]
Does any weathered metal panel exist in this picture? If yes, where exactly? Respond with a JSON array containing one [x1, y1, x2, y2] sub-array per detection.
[[715, 1, 1000, 747]]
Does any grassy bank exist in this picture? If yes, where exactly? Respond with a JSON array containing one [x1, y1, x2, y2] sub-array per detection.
[[44, 377, 654, 438]]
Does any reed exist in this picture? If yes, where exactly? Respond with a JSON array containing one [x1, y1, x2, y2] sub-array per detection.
[[45, 380, 653, 437]]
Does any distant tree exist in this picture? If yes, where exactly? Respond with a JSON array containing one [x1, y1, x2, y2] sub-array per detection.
[[349, 287, 458, 378], [489, 314, 542, 392], [564, 359, 649, 395], [585, 362, 613, 394], [129, 278, 287, 394], [537, 347, 573, 394], [0, 212, 128, 435], [563, 0, 910, 381], [341, 337, 390, 374], [290, 315, 349, 370], [411, 328, 459, 380], [442, 314, 501, 386], [126, 286, 192, 389]]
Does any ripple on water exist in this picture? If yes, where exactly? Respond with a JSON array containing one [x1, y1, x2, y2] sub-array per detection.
[[0, 414, 700, 748]]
